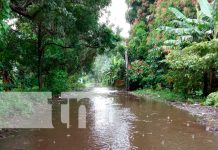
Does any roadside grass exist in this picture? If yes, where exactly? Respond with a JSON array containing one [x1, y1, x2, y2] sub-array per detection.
[[0, 93, 33, 118], [0, 92, 51, 119], [133, 88, 205, 104], [205, 91, 218, 107]]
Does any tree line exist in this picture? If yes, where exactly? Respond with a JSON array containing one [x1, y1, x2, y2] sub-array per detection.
[[0, 0, 118, 94], [125, 0, 218, 104]]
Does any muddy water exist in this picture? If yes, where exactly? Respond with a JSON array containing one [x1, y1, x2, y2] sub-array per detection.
[[0, 88, 218, 150]]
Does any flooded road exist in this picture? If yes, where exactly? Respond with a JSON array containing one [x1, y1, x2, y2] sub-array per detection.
[[0, 88, 218, 150]]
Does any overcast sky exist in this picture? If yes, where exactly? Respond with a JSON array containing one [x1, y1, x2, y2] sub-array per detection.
[[99, 0, 130, 38]]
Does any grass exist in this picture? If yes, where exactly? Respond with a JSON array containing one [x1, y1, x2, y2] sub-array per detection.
[[0, 93, 32, 118], [133, 88, 204, 103], [0, 92, 51, 119]]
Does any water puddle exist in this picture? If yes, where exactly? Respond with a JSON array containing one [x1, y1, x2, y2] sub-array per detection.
[[0, 88, 217, 150]]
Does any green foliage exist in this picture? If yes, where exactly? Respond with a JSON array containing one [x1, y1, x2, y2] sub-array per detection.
[[133, 88, 186, 102], [127, 0, 218, 103], [126, 0, 154, 24], [0, 20, 9, 50], [92, 52, 125, 86], [147, 0, 195, 48], [205, 91, 218, 106], [128, 21, 148, 61], [165, 40, 218, 95], [47, 70, 70, 95], [128, 60, 154, 87], [0, 93, 33, 117], [92, 54, 111, 83], [0, 0, 118, 94], [0, 0, 10, 20], [198, 0, 214, 19], [159, 0, 217, 47], [214, 0, 218, 39], [166, 40, 218, 71], [127, 0, 196, 91], [152, 0, 218, 98], [68, 75, 85, 91]]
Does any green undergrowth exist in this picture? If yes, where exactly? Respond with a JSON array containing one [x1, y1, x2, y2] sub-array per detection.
[[133, 88, 204, 104], [205, 91, 218, 107], [0, 95, 33, 118], [0, 92, 51, 118]]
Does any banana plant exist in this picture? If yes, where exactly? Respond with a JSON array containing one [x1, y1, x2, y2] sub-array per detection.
[[214, 1, 218, 39], [198, 0, 218, 39], [158, 0, 216, 46]]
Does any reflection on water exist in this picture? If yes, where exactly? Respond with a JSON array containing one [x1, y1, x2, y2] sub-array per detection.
[[92, 87, 117, 94], [0, 88, 218, 150], [89, 95, 136, 149]]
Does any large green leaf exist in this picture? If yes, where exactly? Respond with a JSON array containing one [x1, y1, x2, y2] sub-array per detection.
[[179, 35, 193, 41], [185, 18, 210, 26], [164, 39, 182, 46], [169, 7, 210, 26], [214, 2, 218, 39], [171, 20, 191, 28], [197, 0, 213, 19], [169, 7, 186, 20], [159, 26, 202, 36]]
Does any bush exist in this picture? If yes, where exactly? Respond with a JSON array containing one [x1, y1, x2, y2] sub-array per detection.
[[47, 70, 70, 95], [128, 60, 155, 87], [133, 88, 186, 102], [0, 93, 33, 117], [165, 40, 218, 96], [205, 91, 218, 107], [68, 75, 85, 90]]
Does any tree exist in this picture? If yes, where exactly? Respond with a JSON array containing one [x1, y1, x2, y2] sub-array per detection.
[[165, 40, 218, 96], [128, 21, 148, 61], [126, 0, 196, 90], [163, 0, 218, 96], [159, 0, 217, 47], [2, 0, 114, 91]]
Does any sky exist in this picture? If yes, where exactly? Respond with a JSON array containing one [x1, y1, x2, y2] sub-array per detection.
[[99, 0, 131, 38]]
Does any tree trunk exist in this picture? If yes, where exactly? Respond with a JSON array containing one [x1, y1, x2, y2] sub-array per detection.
[[3, 70, 12, 91], [203, 71, 208, 96], [209, 69, 217, 93], [37, 23, 43, 90], [203, 69, 217, 96], [38, 52, 43, 90]]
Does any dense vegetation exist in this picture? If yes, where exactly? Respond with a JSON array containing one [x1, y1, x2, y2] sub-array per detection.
[[1, 0, 218, 107], [91, 39, 126, 87], [126, 0, 218, 106], [0, 0, 120, 95]]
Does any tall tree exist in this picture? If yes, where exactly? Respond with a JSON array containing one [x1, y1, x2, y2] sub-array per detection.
[[4, 0, 114, 90]]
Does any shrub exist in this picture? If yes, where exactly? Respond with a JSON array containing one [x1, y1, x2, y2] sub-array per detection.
[[165, 40, 218, 96], [68, 75, 85, 90], [128, 60, 155, 87], [205, 91, 218, 107], [0, 93, 33, 117], [47, 70, 70, 95]]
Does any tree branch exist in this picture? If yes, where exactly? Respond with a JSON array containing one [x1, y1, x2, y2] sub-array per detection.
[[10, 3, 33, 19], [42, 42, 74, 50], [10, 2, 45, 20], [43, 42, 100, 50]]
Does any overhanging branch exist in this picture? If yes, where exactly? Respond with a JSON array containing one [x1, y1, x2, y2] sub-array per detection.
[[10, 2, 45, 20], [42, 42, 74, 50], [42, 42, 100, 50], [10, 3, 33, 19]]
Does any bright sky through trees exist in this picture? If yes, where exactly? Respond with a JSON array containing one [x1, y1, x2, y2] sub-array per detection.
[[100, 0, 130, 38]]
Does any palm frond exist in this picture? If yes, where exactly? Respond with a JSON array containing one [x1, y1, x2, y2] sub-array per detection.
[[197, 0, 213, 19]]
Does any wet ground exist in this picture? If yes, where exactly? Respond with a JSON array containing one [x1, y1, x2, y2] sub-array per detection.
[[0, 88, 218, 150], [171, 102, 218, 133]]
